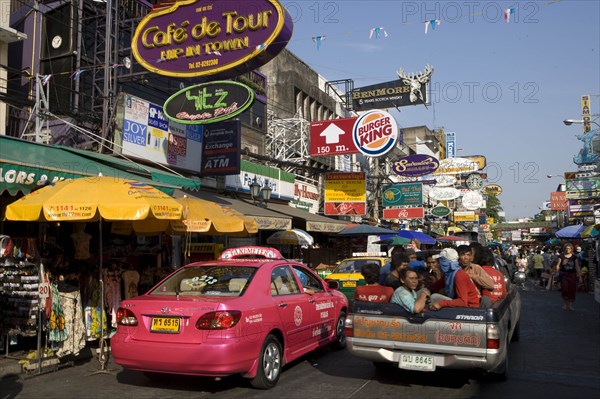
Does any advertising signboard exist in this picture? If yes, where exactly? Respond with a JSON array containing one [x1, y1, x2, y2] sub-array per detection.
[[324, 172, 366, 215], [352, 110, 399, 158], [382, 183, 423, 207], [482, 184, 502, 196], [132, 0, 293, 78], [351, 79, 428, 111], [453, 211, 477, 222], [114, 93, 203, 173], [200, 120, 241, 176], [445, 131, 456, 158], [383, 207, 424, 220], [429, 186, 460, 201], [309, 117, 358, 156], [291, 181, 320, 214], [566, 178, 600, 191], [582, 95, 591, 133], [391, 154, 439, 177], [433, 157, 478, 175], [164, 81, 254, 124], [225, 160, 294, 200], [550, 191, 568, 210], [430, 205, 451, 217]]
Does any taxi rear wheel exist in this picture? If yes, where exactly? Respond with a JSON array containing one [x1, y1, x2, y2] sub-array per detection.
[[331, 311, 347, 350], [251, 334, 282, 389]]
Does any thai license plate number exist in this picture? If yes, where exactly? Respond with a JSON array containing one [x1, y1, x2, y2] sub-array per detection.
[[399, 353, 435, 371], [342, 280, 357, 288], [151, 317, 181, 333]]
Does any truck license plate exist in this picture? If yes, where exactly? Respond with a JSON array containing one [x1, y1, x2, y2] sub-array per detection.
[[342, 281, 357, 288], [399, 353, 435, 371]]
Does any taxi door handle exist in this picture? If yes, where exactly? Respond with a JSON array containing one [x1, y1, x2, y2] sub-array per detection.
[[308, 298, 316, 303], [278, 303, 288, 308]]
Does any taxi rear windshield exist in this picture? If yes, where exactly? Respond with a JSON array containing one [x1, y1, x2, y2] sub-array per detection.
[[149, 266, 257, 297]]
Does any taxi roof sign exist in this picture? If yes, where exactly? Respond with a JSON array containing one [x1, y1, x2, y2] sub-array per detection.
[[219, 246, 284, 260]]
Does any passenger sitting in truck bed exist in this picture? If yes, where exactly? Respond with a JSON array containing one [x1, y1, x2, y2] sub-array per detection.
[[476, 248, 507, 304], [384, 253, 410, 290], [428, 248, 481, 310], [354, 262, 394, 303], [354, 262, 394, 302], [459, 244, 495, 292], [391, 268, 431, 313]]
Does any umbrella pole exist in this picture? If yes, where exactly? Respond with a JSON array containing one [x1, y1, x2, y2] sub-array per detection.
[[88, 219, 113, 376]]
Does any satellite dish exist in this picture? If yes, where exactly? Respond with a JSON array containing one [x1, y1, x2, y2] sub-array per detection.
[[123, 57, 131, 69]]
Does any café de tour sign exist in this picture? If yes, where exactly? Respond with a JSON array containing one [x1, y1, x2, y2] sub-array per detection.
[[132, 0, 293, 78]]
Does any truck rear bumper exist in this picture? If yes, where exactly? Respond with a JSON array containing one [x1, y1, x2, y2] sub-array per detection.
[[347, 341, 502, 371]]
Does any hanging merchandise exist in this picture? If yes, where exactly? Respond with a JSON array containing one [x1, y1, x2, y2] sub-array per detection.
[[0, 255, 39, 338]]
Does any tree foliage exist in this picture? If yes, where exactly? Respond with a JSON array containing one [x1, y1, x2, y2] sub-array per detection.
[[484, 193, 504, 223]]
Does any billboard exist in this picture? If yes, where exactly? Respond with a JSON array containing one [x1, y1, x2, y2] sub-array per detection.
[[164, 81, 254, 124], [445, 131, 456, 158], [351, 79, 428, 111], [324, 172, 366, 215], [115, 93, 203, 173], [132, 0, 293, 78], [382, 183, 423, 207], [201, 120, 241, 176], [309, 117, 358, 156]]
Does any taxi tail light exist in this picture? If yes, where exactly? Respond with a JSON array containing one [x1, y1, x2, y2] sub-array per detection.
[[116, 308, 138, 326], [344, 316, 354, 338], [196, 311, 242, 330]]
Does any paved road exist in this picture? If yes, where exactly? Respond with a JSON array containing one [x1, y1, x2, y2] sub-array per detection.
[[1, 284, 599, 399]]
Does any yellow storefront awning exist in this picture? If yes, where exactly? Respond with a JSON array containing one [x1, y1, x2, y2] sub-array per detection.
[[187, 190, 292, 231], [266, 202, 349, 233]]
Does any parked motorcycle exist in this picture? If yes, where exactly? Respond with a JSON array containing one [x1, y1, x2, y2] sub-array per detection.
[[513, 269, 527, 288]]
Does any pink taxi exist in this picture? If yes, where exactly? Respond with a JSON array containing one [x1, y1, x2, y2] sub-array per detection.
[[111, 246, 348, 389]]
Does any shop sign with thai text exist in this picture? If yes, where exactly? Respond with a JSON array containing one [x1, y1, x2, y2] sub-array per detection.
[[382, 183, 423, 207], [391, 154, 439, 177], [383, 207, 424, 220]]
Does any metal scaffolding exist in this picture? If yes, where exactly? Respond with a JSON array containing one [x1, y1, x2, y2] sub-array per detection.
[[265, 109, 311, 172]]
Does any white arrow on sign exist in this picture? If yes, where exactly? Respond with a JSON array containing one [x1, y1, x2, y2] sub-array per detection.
[[320, 123, 344, 144]]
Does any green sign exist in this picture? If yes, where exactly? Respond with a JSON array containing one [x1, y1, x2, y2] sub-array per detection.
[[430, 205, 451, 218], [382, 183, 422, 207]]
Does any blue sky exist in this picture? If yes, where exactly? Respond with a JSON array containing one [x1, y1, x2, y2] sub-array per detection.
[[283, 0, 600, 220]]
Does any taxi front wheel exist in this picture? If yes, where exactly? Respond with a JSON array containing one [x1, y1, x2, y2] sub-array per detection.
[[251, 334, 282, 389], [331, 311, 347, 350]]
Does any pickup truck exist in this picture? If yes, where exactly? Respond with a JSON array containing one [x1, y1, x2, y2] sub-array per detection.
[[345, 280, 521, 379]]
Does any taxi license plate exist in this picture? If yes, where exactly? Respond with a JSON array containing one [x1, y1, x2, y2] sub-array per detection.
[[399, 353, 435, 371], [342, 280, 357, 288], [151, 317, 181, 333]]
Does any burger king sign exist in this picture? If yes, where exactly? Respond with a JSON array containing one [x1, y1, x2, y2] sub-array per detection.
[[352, 110, 399, 157]]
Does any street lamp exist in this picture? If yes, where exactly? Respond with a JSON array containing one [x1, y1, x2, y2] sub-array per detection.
[[563, 118, 600, 127], [249, 177, 272, 207], [547, 174, 562, 178]]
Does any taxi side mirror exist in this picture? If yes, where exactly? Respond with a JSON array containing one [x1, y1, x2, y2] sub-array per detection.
[[327, 280, 339, 290]]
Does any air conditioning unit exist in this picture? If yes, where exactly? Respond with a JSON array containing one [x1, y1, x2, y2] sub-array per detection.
[[244, 145, 259, 154]]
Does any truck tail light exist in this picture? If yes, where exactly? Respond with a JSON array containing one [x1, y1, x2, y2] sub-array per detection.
[[486, 324, 500, 349], [116, 308, 138, 326], [344, 316, 354, 337], [196, 311, 242, 330]]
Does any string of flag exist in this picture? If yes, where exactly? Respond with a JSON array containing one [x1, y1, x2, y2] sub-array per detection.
[[312, 35, 326, 50]]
